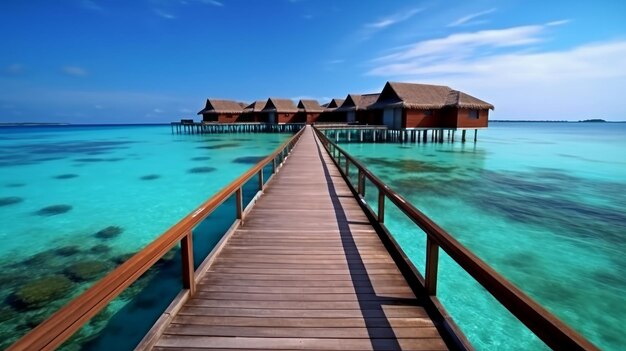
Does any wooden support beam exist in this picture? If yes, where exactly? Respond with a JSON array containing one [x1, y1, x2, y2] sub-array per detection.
[[180, 232, 195, 295], [425, 238, 439, 296]]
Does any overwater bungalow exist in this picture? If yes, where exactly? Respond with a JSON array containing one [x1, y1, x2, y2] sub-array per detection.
[[319, 98, 346, 122], [241, 100, 267, 122], [297, 99, 324, 124], [197, 99, 244, 123], [369, 82, 494, 129], [262, 98, 300, 124], [336, 93, 380, 124]]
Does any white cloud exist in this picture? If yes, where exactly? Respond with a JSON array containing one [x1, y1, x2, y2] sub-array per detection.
[[153, 9, 177, 19], [80, 0, 103, 11], [366, 21, 626, 120], [3, 64, 25, 76], [194, 0, 223, 6], [62, 66, 88, 77], [328, 59, 344, 64], [448, 8, 496, 27], [154, 108, 164, 113], [374, 25, 545, 63], [366, 8, 423, 29], [547, 19, 572, 26]]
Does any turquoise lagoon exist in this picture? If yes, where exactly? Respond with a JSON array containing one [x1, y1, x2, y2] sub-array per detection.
[[0, 125, 292, 349], [336, 122, 626, 350]]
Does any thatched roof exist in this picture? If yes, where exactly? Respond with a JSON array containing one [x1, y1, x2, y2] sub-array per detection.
[[371, 82, 494, 110], [445, 91, 494, 109], [326, 98, 345, 109], [243, 100, 267, 113], [197, 99, 244, 115], [237, 102, 248, 109], [297, 99, 324, 112], [263, 98, 298, 113], [337, 93, 380, 112]]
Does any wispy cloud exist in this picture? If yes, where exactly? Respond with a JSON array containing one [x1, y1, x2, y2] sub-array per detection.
[[62, 66, 88, 77], [2, 64, 25, 76], [366, 8, 422, 29], [198, 0, 223, 6], [80, 0, 103, 11], [328, 59, 344, 64], [448, 8, 496, 27], [366, 20, 626, 119], [153, 9, 177, 19], [373, 24, 546, 64], [547, 19, 572, 26]]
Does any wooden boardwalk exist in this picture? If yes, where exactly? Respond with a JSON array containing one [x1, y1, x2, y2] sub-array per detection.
[[152, 127, 448, 351]]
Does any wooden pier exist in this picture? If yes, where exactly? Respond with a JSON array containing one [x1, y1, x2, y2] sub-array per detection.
[[9, 127, 600, 351], [148, 127, 448, 350], [171, 122, 305, 134]]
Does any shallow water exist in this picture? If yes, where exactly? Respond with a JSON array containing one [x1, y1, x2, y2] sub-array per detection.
[[337, 122, 626, 350], [0, 125, 292, 349]]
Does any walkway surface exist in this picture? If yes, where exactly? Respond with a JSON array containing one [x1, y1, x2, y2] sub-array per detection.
[[152, 127, 448, 350]]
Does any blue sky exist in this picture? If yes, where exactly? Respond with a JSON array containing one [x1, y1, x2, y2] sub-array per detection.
[[1, 0, 625, 123]]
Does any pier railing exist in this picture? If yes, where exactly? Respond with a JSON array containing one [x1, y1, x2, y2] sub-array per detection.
[[313, 127, 599, 351], [8, 128, 305, 351]]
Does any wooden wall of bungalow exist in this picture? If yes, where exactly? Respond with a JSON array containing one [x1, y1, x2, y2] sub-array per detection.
[[337, 94, 380, 125], [318, 98, 346, 123], [403, 107, 490, 129], [262, 98, 303, 124], [297, 100, 324, 124], [371, 82, 493, 129]]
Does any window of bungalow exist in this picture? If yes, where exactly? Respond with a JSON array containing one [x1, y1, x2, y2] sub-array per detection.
[[423, 109, 433, 117], [469, 109, 479, 119]]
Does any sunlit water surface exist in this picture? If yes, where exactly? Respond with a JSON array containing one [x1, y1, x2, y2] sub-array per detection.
[[0, 125, 292, 349], [337, 122, 626, 350]]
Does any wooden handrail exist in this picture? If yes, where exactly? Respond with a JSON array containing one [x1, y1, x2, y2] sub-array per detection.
[[313, 127, 600, 351], [9, 127, 305, 351]]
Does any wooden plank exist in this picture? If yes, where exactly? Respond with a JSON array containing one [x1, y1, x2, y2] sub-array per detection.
[[176, 306, 428, 318], [183, 299, 420, 310], [154, 335, 448, 350], [170, 316, 435, 328], [193, 292, 416, 301], [164, 325, 441, 339]]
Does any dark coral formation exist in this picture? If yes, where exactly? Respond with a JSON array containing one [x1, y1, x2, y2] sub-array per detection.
[[12, 276, 73, 309], [53, 174, 79, 179], [0, 197, 23, 207], [65, 261, 109, 281], [190, 156, 211, 161], [95, 226, 123, 239], [188, 167, 216, 174], [54, 246, 81, 257], [34, 204, 72, 216], [140, 174, 160, 180]]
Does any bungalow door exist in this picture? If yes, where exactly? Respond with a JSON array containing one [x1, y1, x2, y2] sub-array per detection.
[[383, 108, 394, 128], [268, 112, 276, 124]]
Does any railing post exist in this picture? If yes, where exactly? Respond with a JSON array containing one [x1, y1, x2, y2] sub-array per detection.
[[181, 231, 195, 295], [272, 157, 277, 174], [425, 237, 439, 295], [378, 190, 385, 223], [345, 158, 350, 177], [357, 170, 364, 196], [236, 187, 243, 220], [258, 170, 264, 191]]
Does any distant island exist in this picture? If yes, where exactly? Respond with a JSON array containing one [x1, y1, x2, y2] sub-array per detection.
[[578, 119, 606, 123]]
